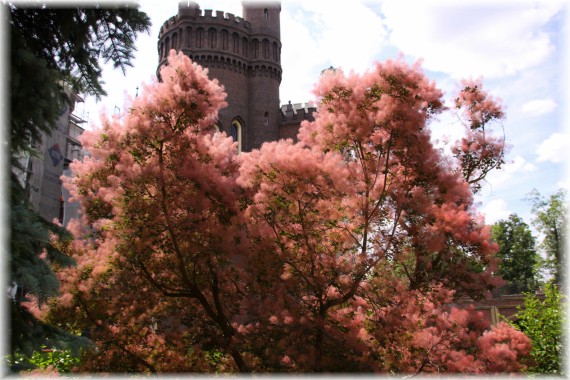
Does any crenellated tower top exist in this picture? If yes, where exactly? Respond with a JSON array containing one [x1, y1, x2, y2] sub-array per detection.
[[156, 1, 284, 152], [157, 1, 282, 81], [159, 2, 252, 36], [242, 1, 281, 40]]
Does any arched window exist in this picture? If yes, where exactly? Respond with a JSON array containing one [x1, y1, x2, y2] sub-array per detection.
[[221, 30, 228, 50], [263, 39, 270, 59], [172, 33, 178, 50], [231, 120, 243, 153], [208, 28, 217, 48], [273, 42, 278, 61], [196, 28, 204, 48], [232, 33, 239, 53], [264, 112, 269, 126], [242, 37, 248, 57], [264, 8, 268, 19], [186, 27, 192, 47], [252, 39, 259, 59]]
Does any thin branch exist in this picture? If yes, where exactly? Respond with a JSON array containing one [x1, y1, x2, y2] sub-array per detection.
[[135, 259, 195, 298]]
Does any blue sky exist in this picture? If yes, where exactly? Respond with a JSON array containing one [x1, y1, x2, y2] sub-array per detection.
[[83, 0, 569, 228]]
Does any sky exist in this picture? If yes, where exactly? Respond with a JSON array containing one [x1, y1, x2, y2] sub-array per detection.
[[82, 0, 569, 228]]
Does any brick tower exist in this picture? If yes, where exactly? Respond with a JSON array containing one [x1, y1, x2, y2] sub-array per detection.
[[157, 1, 282, 152]]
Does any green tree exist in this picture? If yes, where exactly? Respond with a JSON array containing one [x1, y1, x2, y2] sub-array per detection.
[[527, 189, 567, 284], [10, 3, 151, 159], [9, 177, 79, 358], [7, 3, 151, 371], [491, 214, 538, 294], [513, 283, 564, 375]]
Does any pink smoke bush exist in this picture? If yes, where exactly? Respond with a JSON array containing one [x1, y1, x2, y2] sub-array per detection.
[[44, 52, 530, 373]]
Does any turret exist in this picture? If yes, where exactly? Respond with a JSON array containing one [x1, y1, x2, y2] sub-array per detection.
[[156, 1, 282, 152], [178, 1, 200, 18], [242, 1, 281, 40], [241, 2, 281, 149]]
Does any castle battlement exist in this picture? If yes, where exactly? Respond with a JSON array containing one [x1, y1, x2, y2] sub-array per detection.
[[158, 2, 296, 151], [159, 3, 250, 36], [280, 101, 316, 123], [157, 1, 282, 71]]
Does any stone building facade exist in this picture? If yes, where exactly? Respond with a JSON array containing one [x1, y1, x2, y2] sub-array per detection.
[[17, 93, 87, 226], [157, 1, 314, 152]]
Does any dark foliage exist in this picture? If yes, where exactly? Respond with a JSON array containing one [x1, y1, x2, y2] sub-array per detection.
[[7, 2, 151, 367], [491, 214, 538, 294]]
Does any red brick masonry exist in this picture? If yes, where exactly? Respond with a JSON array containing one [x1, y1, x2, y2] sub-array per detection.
[[453, 293, 545, 325]]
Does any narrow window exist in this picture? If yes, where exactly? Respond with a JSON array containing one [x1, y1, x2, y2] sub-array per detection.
[[208, 28, 217, 48], [231, 120, 243, 153], [172, 33, 178, 50], [242, 37, 248, 57], [264, 8, 268, 19], [264, 112, 269, 126], [58, 194, 64, 225], [221, 30, 228, 50], [273, 42, 278, 61], [196, 28, 204, 48], [252, 39, 259, 59], [186, 27, 192, 47], [233, 33, 239, 53], [263, 39, 269, 59]]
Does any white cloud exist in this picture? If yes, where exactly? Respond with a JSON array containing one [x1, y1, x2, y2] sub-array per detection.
[[83, 1, 180, 124], [279, 1, 387, 103], [520, 98, 558, 116], [484, 155, 537, 187], [481, 199, 512, 225], [279, 8, 321, 104], [536, 132, 570, 163], [381, 0, 564, 78], [557, 178, 570, 191], [297, 2, 386, 73]]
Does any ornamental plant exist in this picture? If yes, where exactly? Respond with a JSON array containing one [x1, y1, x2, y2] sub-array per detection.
[[40, 51, 531, 373], [514, 283, 564, 375]]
